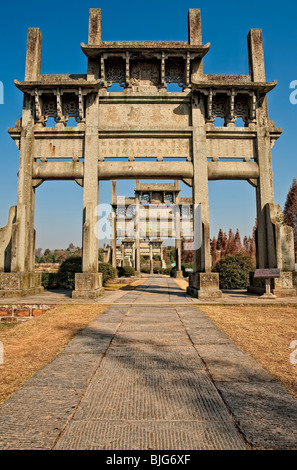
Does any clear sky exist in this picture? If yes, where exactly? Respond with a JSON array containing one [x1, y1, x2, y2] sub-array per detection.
[[0, 0, 296, 250]]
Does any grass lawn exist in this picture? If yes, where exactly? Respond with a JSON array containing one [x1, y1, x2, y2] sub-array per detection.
[[0, 304, 108, 406], [199, 305, 297, 400]]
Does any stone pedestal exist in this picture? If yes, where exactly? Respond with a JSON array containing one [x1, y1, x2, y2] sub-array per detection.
[[176, 270, 184, 279], [187, 272, 222, 299], [72, 273, 104, 299], [0, 272, 44, 298], [248, 271, 297, 297], [293, 272, 297, 290]]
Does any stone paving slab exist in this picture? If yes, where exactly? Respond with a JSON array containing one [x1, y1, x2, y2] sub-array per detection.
[[1, 277, 297, 450], [119, 322, 182, 332], [28, 353, 103, 389], [111, 331, 191, 347], [186, 327, 233, 345], [97, 353, 205, 370], [54, 419, 246, 450], [0, 385, 82, 450], [216, 381, 297, 449], [73, 365, 229, 420], [194, 343, 275, 383], [105, 344, 203, 357]]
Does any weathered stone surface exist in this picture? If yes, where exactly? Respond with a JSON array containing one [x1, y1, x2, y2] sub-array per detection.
[[216, 381, 297, 449], [0, 8, 294, 300], [0, 278, 297, 450]]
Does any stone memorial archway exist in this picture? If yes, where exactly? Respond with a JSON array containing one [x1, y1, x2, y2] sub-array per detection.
[[0, 9, 295, 299]]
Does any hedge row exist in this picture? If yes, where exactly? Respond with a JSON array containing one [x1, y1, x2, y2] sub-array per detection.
[[42, 254, 254, 291], [42, 258, 134, 290]]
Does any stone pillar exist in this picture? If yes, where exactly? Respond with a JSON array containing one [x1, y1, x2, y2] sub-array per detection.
[[121, 243, 125, 267], [87, 9, 101, 80], [187, 94, 221, 299], [111, 181, 117, 269], [134, 199, 141, 276], [149, 242, 154, 274], [73, 91, 103, 298], [188, 10, 203, 78], [25, 28, 42, 82], [175, 238, 183, 279], [0, 29, 44, 297], [246, 30, 296, 297], [111, 206, 117, 269], [248, 29, 276, 269], [192, 96, 211, 273], [174, 204, 183, 278], [188, 9, 202, 45], [160, 242, 166, 269]]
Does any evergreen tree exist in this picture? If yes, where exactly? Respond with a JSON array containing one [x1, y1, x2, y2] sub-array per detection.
[[227, 229, 236, 255], [234, 229, 242, 253], [284, 178, 297, 261]]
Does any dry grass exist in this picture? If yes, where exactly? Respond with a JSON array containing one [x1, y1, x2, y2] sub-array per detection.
[[199, 305, 297, 400], [104, 283, 128, 291], [105, 279, 146, 291], [0, 304, 108, 406], [0, 323, 16, 332]]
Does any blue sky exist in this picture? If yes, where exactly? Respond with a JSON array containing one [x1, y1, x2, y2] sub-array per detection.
[[0, 0, 296, 249]]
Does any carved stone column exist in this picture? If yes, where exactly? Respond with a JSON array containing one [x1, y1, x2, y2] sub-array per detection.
[[187, 93, 221, 299], [111, 181, 117, 269], [149, 242, 154, 274], [135, 199, 141, 276], [0, 29, 44, 298], [73, 91, 104, 298]]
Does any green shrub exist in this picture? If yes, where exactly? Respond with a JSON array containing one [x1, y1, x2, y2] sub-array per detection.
[[56, 256, 82, 290], [212, 254, 255, 290], [153, 266, 162, 274], [99, 263, 117, 285], [41, 273, 58, 290], [117, 265, 135, 277], [160, 267, 172, 275], [141, 267, 150, 274]]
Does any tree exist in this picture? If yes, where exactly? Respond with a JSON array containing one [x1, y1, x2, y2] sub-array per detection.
[[227, 229, 236, 255], [234, 229, 242, 253], [210, 237, 218, 264], [35, 248, 43, 259], [284, 178, 297, 261]]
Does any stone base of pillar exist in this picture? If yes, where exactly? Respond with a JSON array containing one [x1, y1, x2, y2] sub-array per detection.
[[135, 270, 141, 278], [72, 273, 104, 299], [248, 271, 297, 298], [176, 270, 183, 279], [0, 272, 44, 298], [187, 272, 222, 299]]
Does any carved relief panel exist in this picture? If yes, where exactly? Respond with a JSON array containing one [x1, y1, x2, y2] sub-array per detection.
[[130, 61, 160, 87]]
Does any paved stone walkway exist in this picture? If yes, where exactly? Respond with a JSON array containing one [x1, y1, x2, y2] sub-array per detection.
[[0, 276, 297, 450], [1, 274, 297, 305]]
